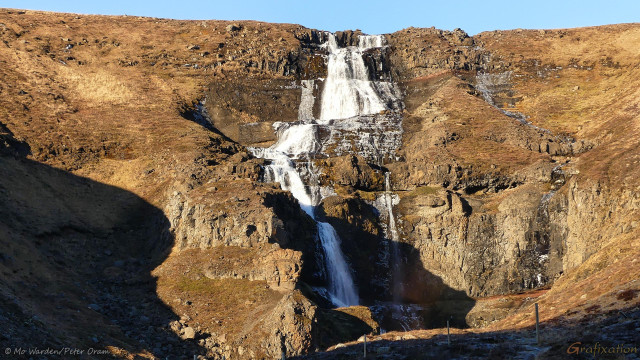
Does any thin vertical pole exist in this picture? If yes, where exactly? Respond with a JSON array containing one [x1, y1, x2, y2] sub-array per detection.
[[535, 303, 540, 344], [447, 320, 450, 346], [363, 334, 367, 358]]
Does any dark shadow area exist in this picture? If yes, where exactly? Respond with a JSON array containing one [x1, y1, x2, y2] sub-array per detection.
[[374, 241, 476, 331], [262, 192, 325, 287], [404, 243, 476, 328], [180, 100, 238, 145], [291, 304, 640, 360], [0, 121, 31, 157], [0, 128, 205, 358], [318, 195, 476, 331], [313, 308, 375, 351], [318, 196, 389, 302]]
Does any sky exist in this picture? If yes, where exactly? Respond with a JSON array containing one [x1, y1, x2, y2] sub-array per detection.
[[5, 0, 640, 35]]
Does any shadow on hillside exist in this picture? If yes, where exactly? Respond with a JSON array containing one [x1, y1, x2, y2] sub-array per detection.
[[290, 304, 640, 360], [0, 121, 31, 157], [262, 192, 326, 286], [319, 198, 476, 331], [0, 139, 205, 358]]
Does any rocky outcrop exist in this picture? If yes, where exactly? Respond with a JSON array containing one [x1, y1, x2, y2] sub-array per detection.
[[333, 30, 364, 47], [241, 291, 380, 358], [165, 180, 316, 250], [318, 155, 384, 191], [386, 27, 483, 81], [563, 178, 640, 270], [396, 184, 566, 298], [205, 78, 302, 146], [203, 247, 302, 292], [256, 291, 317, 358]]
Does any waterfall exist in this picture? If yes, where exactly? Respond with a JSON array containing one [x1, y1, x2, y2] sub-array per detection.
[[317, 222, 359, 307], [384, 173, 399, 243], [298, 79, 315, 122], [475, 72, 548, 132], [384, 173, 403, 302], [252, 136, 358, 306], [319, 34, 391, 121], [250, 33, 399, 307]]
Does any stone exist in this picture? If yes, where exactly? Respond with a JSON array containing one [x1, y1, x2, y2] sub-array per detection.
[[257, 291, 316, 357], [547, 142, 561, 155], [181, 326, 196, 340], [169, 320, 182, 332], [226, 24, 241, 32]]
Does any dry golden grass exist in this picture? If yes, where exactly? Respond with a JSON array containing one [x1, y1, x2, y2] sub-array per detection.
[[153, 247, 283, 338], [57, 67, 136, 105], [1, 8, 639, 356], [477, 24, 640, 187], [399, 75, 550, 180]]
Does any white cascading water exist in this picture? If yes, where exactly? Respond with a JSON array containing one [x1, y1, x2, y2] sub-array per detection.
[[250, 34, 400, 307], [383, 172, 404, 300], [383, 173, 399, 243], [319, 34, 388, 120]]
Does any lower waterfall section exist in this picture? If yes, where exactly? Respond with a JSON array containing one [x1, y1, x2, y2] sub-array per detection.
[[251, 145, 359, 307], [317, 222, 359, 307]]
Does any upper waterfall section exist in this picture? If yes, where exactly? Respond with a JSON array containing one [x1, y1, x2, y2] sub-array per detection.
[[204, 30, 403, 150], [319, 33, 402, 122]]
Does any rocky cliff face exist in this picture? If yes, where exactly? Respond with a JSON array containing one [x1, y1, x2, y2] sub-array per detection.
[[1, 8, 639, 360], [380, 25, 640, 307]]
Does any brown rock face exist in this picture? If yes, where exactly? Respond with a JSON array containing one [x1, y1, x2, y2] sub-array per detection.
[[386, 27, 483, 81], [333, 30, 364, 47], [319, 155, 384, 191], [378, 24, 640, 319], [1, 7, 639, 359], [205, 77, 302, 146], [200, 247, 302, 292], [258, 291, 317, 357]]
